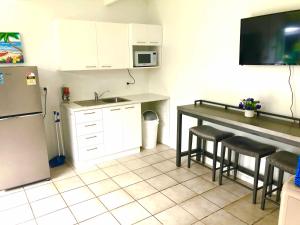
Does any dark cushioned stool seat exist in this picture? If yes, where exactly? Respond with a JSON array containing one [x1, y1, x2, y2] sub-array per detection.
[[219, 136, 276, 204], [189, 125, 233, 142], [188, 125, 234, 181], [261, 151, 298, 210]]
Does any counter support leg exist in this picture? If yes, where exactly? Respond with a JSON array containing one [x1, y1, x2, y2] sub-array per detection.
[[176, 110, 183, 167]]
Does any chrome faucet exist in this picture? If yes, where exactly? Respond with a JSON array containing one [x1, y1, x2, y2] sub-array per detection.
[[94, 90, 110, 101]]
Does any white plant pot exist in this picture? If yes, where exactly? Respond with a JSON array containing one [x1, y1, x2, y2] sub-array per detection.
[[245, 110, 255, 118]]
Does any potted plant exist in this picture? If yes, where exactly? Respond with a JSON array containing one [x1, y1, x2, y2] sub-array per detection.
[[238, 98, 261, 117]]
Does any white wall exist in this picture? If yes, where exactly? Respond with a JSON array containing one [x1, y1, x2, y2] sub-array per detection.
[[147, 0, 300, 150], [0, 0, 152, 158]]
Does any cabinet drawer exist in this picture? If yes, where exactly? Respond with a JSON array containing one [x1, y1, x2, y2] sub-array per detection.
[[76, 121, 103, 136], [77, 132, 103, 148], [75, 109, 102, 124], [78, 144, 104, 161]]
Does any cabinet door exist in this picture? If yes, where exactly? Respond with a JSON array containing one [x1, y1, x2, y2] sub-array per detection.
[[147, 25, 162, 46], [103, 106, 123, 154], [122, 104, 141, 150], [129, 24, 162, 46], [97, 22, 129, 69], [56, 20, 98, 71]]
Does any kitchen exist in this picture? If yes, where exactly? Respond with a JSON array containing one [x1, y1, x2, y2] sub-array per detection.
[[1, 0, 300, 225]]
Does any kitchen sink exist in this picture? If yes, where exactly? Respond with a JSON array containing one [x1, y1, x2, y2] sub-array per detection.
[[101, 97, 129, 103], [74, 97, 130, 106]]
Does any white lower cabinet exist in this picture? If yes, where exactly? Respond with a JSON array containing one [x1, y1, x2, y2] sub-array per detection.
[[63, 103, 141, 167]]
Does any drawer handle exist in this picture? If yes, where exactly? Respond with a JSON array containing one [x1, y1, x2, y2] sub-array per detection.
[[110, 108, 121, 111], [85, 124, 96, 127], [86, 65, 97, 68], [84, 112, 96, 115], [101, 65, 112, 68], [150, 41, 159, 44], [125, 106, 134, 109], [137, 41, 146, 44], [85, 136, 97, 140], [86, 147, 97, 151]]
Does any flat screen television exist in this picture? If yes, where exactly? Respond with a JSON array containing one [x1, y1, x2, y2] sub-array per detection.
[[239, 10, 300, 65]]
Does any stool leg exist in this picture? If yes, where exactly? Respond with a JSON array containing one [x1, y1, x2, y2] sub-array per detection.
[[234, 152, 239, 180], [253, 157, 261, 204], [187, 131, 193, 168], [212, 141, 218, 182], [261, 159, 271, 210], [219, 144, 226, 185], [276, 169, 284, 202], [268, 165, 274, 197], [227, 149, 232, 177], [196, 136, 201, 161], [202, 140, 207, 164]]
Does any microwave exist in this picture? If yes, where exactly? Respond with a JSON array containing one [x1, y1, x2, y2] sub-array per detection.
[[134, 51, 157, 67]]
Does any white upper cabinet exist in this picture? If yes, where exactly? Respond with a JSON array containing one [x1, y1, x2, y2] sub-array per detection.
[[129, 24, 162, 46], [55, 20, 98, 71], [96, 22, 129, 69]]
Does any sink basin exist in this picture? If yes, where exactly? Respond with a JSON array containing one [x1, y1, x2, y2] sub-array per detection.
[[74, 97, 130, 106], [101, 97, 129, 103]]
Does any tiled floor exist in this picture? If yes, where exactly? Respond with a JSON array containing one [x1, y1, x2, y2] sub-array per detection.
[[0, 144, 279, 225]]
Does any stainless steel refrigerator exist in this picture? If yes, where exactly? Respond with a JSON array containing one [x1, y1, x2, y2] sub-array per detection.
[[0, 66, 50, 190]]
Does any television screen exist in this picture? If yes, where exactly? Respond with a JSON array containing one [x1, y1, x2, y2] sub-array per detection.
[[239, 10, 300, 65]]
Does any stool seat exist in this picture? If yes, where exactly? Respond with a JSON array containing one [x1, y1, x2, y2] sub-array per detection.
[[189, 125, 233, 142], [267, 151, 298, 175], [221, 136, 276, 157]]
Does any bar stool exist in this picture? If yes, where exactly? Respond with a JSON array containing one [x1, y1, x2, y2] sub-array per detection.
[[219, 136, 276, 204], [261, 151, 298, 210], [187, 125, 234, 181]]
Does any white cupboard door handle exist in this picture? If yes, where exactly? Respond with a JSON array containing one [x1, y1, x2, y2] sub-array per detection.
[[125, 106, 134, 109], [86, 147, 97, 151], [110, 108, 121, 111], [101, 65, 112, 68], [85, 124, 96, 127], [150, 41, 159, 44], [84, 112, 96, 115], [137, 41, 146, 44], [85, 136, 97, 140], [86, 65, 97, 68]]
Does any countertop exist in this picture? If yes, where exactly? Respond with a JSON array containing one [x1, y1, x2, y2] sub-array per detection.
[[62, 93, 169, 111]]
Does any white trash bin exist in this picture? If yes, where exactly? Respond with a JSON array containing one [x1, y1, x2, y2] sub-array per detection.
[[142, 111, 159, 149]]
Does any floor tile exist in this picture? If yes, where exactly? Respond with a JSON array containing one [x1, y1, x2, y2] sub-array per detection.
[[117, 154, 139, 163], [79, 169, 109, 184], [133, 166, 162, 180], [54, 176, 85, 193], [0, 204, 34, 225], [166, 168, 197, 183], [152, 160, 178, 173], [99, 189, 134, 210], [158, 149, 176, 159], [97, 159, 119, 168], [112, 172, 142, 188], [24, 180, 52, 190], [0, 191, 27, 211], [70, 198, 107, 222], [180, 196, 220, 220], [111, 202, 151, 225], [102, 164, 130, 177], [30, 194, 66, 217], [201, 209, 247, 225], [201, 172, 230, 185], [124, 181, 158, 200], [184, 163, 211, 176], [162, 184, 196, 204], [182, 177, 216, 194], [155, 144, 171, 151], [141, 154, 165, 164], [135, 149, 156, 157], [121, 159, 149, 170], [155, 205, 197, 225], [220, 181, 251, 198], [50, 165, 76, 181], [254, 209, 279, 225], [19, 220, 37, 225], [25, 183, 58, 202], [134, 216, 162, 225], [73, 165, 98, 175], [36, 208, 76, 225], [138, 192, 175, 214], [61, 186, 95, 206], [79, 212, 119, 225], [88, 178, 120, 196], [202, 186, 239, 207], [192, 221, 205, 225], [146, 174, 178, 191], [224, 193, 278, 224]]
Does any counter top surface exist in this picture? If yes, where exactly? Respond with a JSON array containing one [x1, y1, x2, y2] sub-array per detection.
[[63, 93, 169, 111]]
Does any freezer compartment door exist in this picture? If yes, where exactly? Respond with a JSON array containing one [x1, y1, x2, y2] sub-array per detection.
[[0, 114, 50, 190], [0, 66, 42, 117]]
